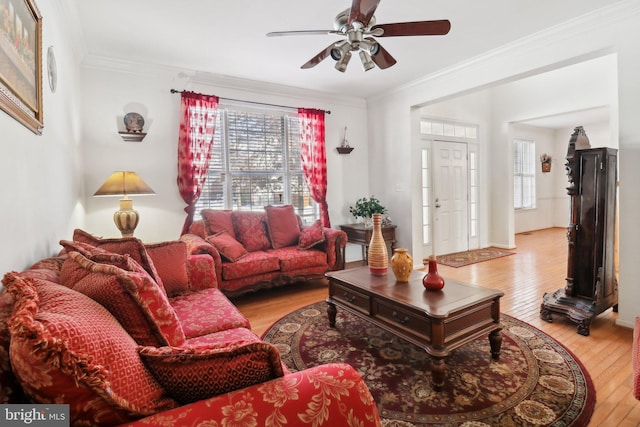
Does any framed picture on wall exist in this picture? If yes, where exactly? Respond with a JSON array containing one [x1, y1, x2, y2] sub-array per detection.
[[0, 0, 43, 135]]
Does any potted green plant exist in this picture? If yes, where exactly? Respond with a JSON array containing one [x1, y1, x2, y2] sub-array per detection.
[[349, 196, 387, 227]]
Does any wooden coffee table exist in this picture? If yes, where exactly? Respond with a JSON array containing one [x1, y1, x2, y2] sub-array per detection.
[[326, 267, 503, 390]]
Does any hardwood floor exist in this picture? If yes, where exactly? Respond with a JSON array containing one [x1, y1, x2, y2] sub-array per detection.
[[231, 227, 639, 426]]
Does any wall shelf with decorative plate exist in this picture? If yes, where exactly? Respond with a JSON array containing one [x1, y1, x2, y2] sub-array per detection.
[[118, 131, 147, 142], [119, 112, 147, 142]]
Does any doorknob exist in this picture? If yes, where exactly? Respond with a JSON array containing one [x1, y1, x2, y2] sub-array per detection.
[[435, 197, 441, 208]]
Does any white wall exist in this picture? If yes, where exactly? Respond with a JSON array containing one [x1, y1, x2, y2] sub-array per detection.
[[79, 62, 370, 263], [0, 1, 84, 277], [412, 55, 616, 242], [490, 54, 617, 244], [367, 1, 640, 328], [510, 122, 614, 234], [511, 124, 557, 234]]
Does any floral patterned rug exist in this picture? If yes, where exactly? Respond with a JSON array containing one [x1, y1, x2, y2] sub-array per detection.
[[262, 301, 595, 426], [435, 248, 515, 268]]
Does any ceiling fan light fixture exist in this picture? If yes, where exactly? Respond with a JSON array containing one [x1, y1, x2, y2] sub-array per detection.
[[335, 50, 352, 72], [359, 50, 375, 71], [271, 0, 451, 72], [369, 42, 380, 56], [330, 40, 350, 60]]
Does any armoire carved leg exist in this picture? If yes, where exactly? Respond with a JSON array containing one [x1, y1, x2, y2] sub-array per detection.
[[576, 319, 591, 336], [540, 305, 553, 322]]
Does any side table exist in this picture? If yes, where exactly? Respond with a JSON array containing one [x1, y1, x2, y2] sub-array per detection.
[[339, 223, 397, 264]]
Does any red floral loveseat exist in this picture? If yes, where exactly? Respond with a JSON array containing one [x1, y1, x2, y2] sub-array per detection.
[[181, 205, 347, 296], [0, 230, 380, 426]]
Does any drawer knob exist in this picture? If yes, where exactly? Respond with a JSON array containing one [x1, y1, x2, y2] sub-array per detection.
[[392, 311, 409, 324], [343, 292, 356, 303]]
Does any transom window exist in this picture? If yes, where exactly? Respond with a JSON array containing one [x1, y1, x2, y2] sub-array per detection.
[[195, 105, 318, 224], [513, 139, 536, 209], [420, 118, 478, 140]]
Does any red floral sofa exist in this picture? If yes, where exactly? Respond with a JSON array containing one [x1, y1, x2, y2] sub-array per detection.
[[181, 206, 347, 296], [0, 230, 380, 426]]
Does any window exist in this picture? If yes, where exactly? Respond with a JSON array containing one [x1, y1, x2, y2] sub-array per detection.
[[420, 118, 478, 140], [513, 139, 536, 209], [195, 105, 318, 224], [469, 150, 478, 237], [421, 148, 431, 245]]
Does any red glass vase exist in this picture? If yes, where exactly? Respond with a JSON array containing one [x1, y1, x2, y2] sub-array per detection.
[[423, 255, 445, 291]]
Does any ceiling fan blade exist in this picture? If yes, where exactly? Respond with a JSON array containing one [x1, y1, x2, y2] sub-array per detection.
[[371, 20, 451, 37], [348, 0, 380, 26], [267, 30, 341, 37], [366, 38, 396, 69], [300, 43, 338, 69]]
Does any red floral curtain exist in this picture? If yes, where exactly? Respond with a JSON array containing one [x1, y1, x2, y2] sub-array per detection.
[[298, 108, 330, 227], [177, 91, 219, 235]]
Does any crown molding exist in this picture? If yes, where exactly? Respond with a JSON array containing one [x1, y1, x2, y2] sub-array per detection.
[[372, 0, 640, 102], [81, 54, 366, 110], [187, 70, 366, 110]]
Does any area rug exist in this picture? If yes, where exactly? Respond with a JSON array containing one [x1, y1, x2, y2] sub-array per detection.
[[262, 301, 595, 426], [435, 248, 515, 268]]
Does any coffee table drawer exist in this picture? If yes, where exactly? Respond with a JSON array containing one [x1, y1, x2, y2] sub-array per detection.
[[373, 300, 432, 341], [330, 283, 371, 314]]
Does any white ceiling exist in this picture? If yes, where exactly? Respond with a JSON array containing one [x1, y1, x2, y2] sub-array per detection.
[[70, 0, 616, 99]]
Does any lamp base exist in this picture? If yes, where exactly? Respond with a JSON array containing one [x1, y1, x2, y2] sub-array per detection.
[[114, 198, 139, 237]]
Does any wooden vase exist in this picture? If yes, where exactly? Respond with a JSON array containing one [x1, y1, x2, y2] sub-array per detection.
[[423, 255, 445, 290], [368, 213, 388, 276], [390, 248, 413, 282]]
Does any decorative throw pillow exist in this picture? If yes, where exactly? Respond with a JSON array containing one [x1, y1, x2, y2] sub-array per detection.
[[138, 328, 284, 404], [201, 210, 236, 239], [3, 272, 176, 425], [264, 205, 301, 249], [169, 288, 251, 338], [68, 251, 186, 347], [0, 290, 25, 404], [188, 220, 207, 239], [298, 220, 326, 249], [232, 211, 271, 252], [59, 242, 131, 288], [72, 229, 163, 289], [206, 232, 248, 262], [145, 241, 190, 297], [60, 239, 109, 258]]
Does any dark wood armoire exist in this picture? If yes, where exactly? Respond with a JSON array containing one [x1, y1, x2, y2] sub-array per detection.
[[540, 126, 618, 336]]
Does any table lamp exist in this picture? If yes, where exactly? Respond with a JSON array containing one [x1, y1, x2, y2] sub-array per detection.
[[94, 171, 155, 237]]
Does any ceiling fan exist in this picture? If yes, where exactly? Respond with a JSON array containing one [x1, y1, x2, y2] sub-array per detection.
[[266, 0, 451, 72]]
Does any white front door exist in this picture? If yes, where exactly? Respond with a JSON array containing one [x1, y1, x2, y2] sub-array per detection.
[[433, 140, 469, 255]]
